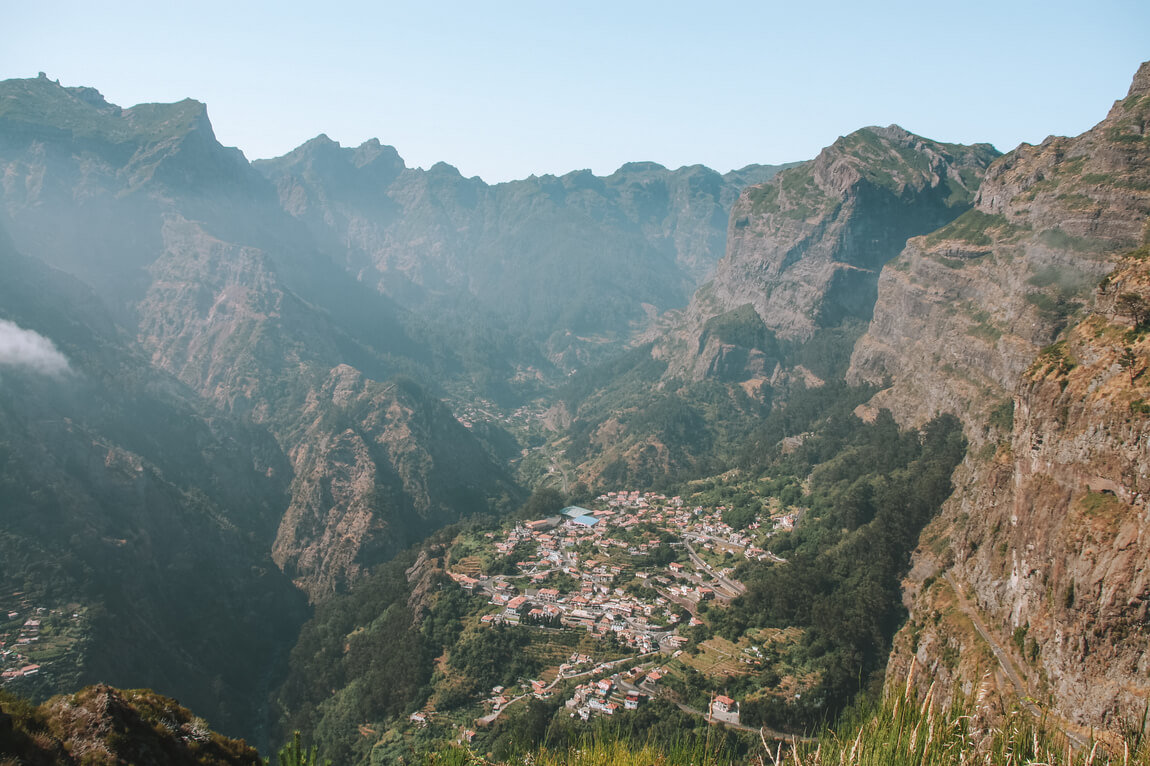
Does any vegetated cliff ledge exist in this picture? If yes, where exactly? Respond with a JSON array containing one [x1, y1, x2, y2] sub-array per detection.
[[860, 61, 1150, 734], [653, 125, 999, 383]]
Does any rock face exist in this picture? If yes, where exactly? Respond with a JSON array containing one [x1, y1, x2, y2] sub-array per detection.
[[273, 368, 518, 598], [551, 128, 998, 490], [849, 64, 1150, 432], [255, 141, 790, 367], [865, 62, 1150, 732], [657, 126, 999, 381]]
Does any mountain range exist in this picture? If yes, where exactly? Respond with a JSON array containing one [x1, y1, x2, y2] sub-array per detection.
[[0, 61, 1147, 757]]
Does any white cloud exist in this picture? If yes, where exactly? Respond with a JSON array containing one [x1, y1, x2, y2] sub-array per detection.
[[0, 319, 71, 376]]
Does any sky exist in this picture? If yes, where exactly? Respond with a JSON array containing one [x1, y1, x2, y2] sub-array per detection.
[[5, 1, 1149, 184]]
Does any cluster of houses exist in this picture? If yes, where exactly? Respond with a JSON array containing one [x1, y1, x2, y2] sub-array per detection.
[[0, 595, 52, 683], [562, 662, 666, 720], [453, 399, 542, 431], [440, 489, 798, 722]]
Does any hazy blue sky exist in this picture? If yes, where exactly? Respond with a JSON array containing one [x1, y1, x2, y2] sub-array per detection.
[[6, 1, 1148, 183]]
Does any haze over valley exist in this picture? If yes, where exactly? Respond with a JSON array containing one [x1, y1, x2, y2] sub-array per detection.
[[1, 15, 1149, 763]]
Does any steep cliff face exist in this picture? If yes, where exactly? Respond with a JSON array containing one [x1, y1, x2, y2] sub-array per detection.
[[656, 126, 999, 381], [849, 63, 1150, 432], [0, 76, 520, 604], [0, 229, 306, 741], [888, 252, 1150, 733], [273, 367, 519, 599], [869, 62, 1150, 733], [256, 141, 789, 367]]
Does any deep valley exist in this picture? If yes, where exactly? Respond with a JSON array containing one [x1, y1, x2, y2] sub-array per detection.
[[0, 60, 1148, 765]]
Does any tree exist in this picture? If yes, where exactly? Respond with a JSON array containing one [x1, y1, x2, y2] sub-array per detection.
[[1120, 346, 1142, 384], [274, 731, 330, 766], [1117, 292, 1150, 327]]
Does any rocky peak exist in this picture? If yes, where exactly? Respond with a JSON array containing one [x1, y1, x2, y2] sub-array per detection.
[[653, 126, 999, 382], [614, 160, 669, 174], [1126, 60, 1150, 99], [849, 60, 1150, 435], [353, 136, 404, 170]]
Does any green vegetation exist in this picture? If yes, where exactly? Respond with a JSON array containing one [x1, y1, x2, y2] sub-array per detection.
[[745, 164, 833, 220], [1025, 291, 1083, 331], [275, 543, 460, 765], [718, 401, 966, 729], [966, 310, 1002, 343], [424, 683, 1149, 766], [1029, 341, 1077, 378], [924, 209, 1013, 248], [988, 399, 1014, 433], [700, 304, 780, 354], [275, 731, 332, 766]]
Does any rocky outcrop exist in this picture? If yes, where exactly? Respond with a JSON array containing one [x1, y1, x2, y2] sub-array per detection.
[[657, 126, 999, 381], [872, 62, 1150, 733], [1, 685, 266, 765]]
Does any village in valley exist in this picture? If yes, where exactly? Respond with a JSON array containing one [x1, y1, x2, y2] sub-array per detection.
[[432, 488, 800, 737], [0, 592, 87, 693]]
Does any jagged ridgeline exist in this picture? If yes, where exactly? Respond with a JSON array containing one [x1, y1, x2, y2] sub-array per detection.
[[1, 58, 1148, 766], [254, 140, 794, 372]]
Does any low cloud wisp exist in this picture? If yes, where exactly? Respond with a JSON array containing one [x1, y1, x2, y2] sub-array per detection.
[[0, 319, 71, 376]]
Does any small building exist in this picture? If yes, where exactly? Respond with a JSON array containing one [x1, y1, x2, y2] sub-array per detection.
[[526, 517, 561, 531], [712, 694, 739, 719]]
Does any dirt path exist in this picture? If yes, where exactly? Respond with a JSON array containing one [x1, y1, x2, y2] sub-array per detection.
[[942, 572, 1088, 748]]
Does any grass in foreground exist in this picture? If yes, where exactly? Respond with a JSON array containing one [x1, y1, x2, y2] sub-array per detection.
[[424, 682, 1149, 766]]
